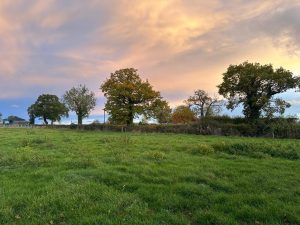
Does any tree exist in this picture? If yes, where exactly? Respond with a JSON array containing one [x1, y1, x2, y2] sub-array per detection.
[[185, 89, 223, 118], [101, 68, 169, 125], [63, 85, 96, 125], [152, 99, 172, 124], [262, 98, 291, 119], [28, 94, 68, 125], [172, 105, 197, 124], [27, 105, 36, 125], [218, 61, 299, 120]]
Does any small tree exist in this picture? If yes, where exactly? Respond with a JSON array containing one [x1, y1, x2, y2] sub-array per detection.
[[28, 94, 68, 125], [63, 85, 96, 125], [27, 105, 36, 125], [218, 61, 299, 120], [185, 89, 223, 118], [172, 105, 197, 124], [101, 68, 169, 125]]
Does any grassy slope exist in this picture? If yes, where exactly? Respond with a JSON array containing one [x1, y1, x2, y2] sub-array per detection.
[[0, 128, 299, 225]]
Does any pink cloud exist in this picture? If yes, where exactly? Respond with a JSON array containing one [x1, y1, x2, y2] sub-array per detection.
[[0, 0, 299, 114]]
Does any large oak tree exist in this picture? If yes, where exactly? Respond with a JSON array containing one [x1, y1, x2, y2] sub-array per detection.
[[218, 62, 299, 120], [101, 68, 169, 125]]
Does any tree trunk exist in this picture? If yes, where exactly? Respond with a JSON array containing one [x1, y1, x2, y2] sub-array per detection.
[[245, 95, 262, 120], [246, 103, 261, 120], [43, 117, 48, 125], [29, 116, 35, 125], [200, 102, 205, 118], [249, 109, 261, 120], [127, 104, 134, 125], [205, 102, 214, 117], [78, 114, 83, 126]]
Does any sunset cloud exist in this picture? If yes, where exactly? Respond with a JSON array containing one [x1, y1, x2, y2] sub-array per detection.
[[0, 0, 299, 118]]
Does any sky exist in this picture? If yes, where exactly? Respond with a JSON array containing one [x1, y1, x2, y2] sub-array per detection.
[[0, 0, 300, 122]]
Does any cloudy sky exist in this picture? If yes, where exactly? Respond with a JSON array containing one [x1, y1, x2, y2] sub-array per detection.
[[0, 0, 299, 121]]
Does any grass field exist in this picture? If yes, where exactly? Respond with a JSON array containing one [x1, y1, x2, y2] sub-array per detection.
[[0, 128, 299, 225]]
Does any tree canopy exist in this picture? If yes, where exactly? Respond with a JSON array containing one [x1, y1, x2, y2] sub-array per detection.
[[172, 105, 197, 124], [218, 61, 299, 120], [63, 85, 96, 125], [185, 89, 223, 118], [151, 99, 172, 124], [28, 94, 68, 125], [101, 68, 169, 125]]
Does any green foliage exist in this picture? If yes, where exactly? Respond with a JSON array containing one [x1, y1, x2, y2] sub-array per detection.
[[28, 109, 35, 125], [218, 61, 299, 119], [151, 99, 172, 123], [28, 94, 68, 125], [101, 68, 170, 125], [262, 98, 291, 118], [63, 85, 96, 125], [0, 129, 299, 225]]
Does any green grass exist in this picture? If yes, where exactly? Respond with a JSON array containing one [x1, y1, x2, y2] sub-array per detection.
[[0, 128, 299, 225]]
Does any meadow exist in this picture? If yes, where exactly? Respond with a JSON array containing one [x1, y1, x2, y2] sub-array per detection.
[[0, 128, 299, 225]]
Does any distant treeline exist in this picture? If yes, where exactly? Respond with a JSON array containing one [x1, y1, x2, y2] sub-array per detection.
[[2, 61, 299, 128]]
